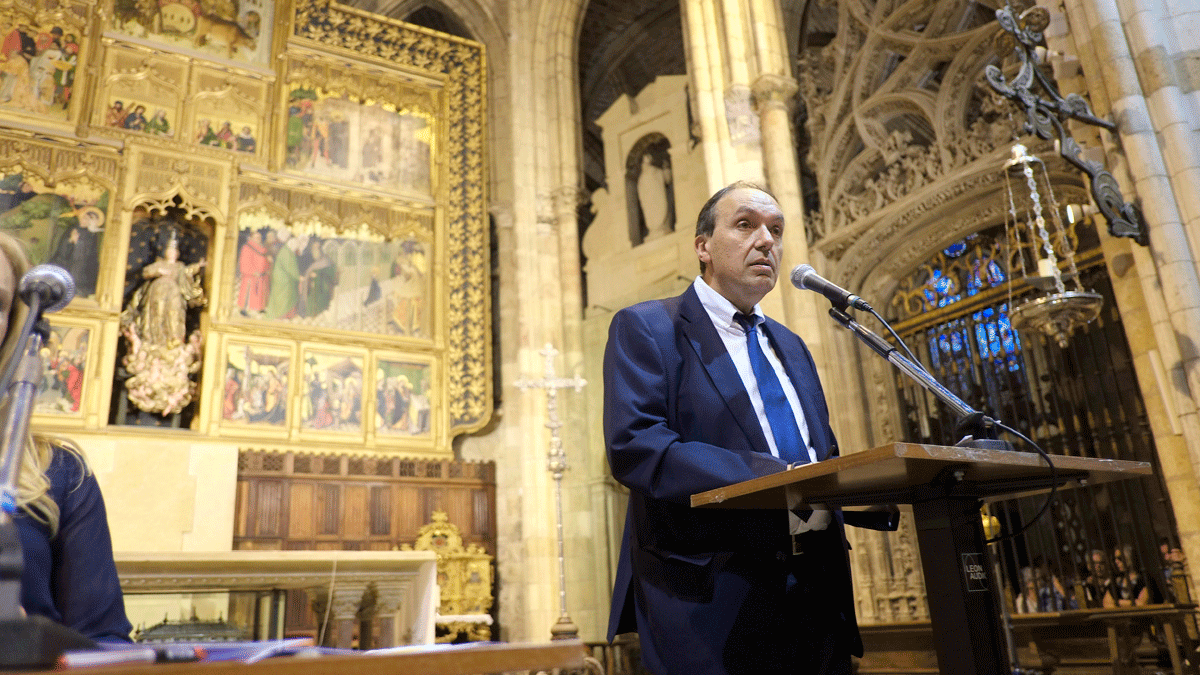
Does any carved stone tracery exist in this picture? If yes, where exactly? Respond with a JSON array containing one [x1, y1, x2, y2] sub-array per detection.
[[796, 0, 1057, 619]]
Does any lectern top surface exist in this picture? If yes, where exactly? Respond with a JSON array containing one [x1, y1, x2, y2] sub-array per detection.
[[691, 442, 1151, 510]]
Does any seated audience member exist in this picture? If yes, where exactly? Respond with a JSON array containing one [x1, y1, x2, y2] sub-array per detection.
[[1083, 548, 1116, 609], [1160, 537, 1186, 602], [1111, 546, 1149, 607], [1013, 567, 1039, 614], [0, 232, 132, 642], [1032, 556, 1074, 611]]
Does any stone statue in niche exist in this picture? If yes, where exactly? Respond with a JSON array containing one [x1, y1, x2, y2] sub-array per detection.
[[626, 135, 675, 246], [637, 153, 673, 240], [119, 226, 207, 416]]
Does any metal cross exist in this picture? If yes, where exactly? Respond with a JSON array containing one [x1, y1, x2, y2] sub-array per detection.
[[514, 342, 587, 640], [515, 343, 587, 479]]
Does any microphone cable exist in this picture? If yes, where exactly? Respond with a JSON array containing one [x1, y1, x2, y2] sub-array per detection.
[[985, 420, 1058, 544]]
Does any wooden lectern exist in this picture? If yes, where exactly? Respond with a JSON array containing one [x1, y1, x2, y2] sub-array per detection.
[[691, 442, 1152, 675]]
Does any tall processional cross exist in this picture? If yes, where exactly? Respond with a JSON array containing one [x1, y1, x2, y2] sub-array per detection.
[[515, 342, 587, 640]]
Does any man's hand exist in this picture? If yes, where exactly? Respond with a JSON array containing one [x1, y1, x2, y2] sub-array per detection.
[[790, 504, 831, 533]]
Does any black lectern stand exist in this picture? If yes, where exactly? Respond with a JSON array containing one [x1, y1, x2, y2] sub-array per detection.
[[691, 443, 1152, 675]]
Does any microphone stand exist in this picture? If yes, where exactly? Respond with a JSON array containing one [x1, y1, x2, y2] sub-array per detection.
[[827, 306, 1037, 672], [0, 312, 95, 668], [827, 307, 1013, 450]]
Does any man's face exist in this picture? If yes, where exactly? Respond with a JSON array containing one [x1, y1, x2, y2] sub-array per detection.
[[696, 187, 785, 313]]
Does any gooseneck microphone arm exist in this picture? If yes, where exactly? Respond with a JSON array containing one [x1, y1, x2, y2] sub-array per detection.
[[826, 307, 981, 423]]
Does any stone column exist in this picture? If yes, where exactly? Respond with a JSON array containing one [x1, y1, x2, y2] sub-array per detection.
[[1059, 0, 1200, 595], [330, 582, 367, 649], [373, 581, 408, 648], [1112, 0, 1200, 264], [752, 73, 830, 377], [681, 0, 730, 192]]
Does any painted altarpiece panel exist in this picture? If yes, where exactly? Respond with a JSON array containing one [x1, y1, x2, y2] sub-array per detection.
[[230, 211, 433, 338], [0, 136, 122, 303], [187, 66, 269, 162], [219, 338, 292, 431], [0, 1, 91, 125], [288, 5, 491, 434], [372, 353, 434, 442], [281, 55, 439, 200], [93, 45, 187, 142], [298, 345, 364, 437], [107, 0, 274, 69], [32, 317, 99, 423]]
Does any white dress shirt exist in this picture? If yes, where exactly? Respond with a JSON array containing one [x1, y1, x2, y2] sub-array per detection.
[[693, 277, 817, 464]]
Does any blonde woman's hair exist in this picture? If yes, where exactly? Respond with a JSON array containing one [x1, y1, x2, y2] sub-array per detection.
[[0, 231, 87, 535], [16, 435, 89, 536]]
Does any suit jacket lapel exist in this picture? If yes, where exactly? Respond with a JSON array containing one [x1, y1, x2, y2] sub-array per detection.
[[679, 287, 773, 455], [762, 320, 833, 461]]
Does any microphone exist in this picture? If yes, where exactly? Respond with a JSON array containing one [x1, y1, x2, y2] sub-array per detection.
[[790, 264, 872, 312], [18, 264, 76, 314]]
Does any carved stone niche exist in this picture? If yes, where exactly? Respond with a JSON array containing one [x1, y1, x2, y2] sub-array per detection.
[[626, 134, 675, 245], [583, 74, 708, 311]]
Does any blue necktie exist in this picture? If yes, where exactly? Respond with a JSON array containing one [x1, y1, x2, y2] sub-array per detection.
[[733, 313, 808, 465]]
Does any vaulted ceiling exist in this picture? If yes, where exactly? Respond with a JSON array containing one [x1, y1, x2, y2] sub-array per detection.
[[576, 0, 687, 192]]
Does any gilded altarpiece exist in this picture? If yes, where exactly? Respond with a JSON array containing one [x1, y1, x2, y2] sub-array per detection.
[[0, 0, 490, 457]]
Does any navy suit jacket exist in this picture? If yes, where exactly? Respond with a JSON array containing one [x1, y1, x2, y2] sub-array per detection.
[[604, 285, 885, 673]]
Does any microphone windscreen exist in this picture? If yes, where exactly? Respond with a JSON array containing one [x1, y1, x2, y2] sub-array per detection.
[[790, 264, 815, 289], [19, 264, 76, 314]]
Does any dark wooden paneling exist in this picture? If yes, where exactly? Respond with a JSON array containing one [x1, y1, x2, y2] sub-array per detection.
[[370, 486, 391, 536], [343, 485, 369, 538], [253, 481, 283, 537], [289, 484, 314, 539], [234, 451, 497, 554]]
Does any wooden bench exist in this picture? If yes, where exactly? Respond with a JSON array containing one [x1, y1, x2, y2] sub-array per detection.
[[858, 604, 1199, 675]]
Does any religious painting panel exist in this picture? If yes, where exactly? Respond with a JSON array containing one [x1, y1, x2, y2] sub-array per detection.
[[0, 166, 110, 301], [32, 318, 96, 421], [186, 67, 268, 161], [0, 3, 89, 124], [299, 346, 365, 436], [220, 339, 292, 431], [283, 87, 433, 197], [94, 47, 186, 140], [108, 0, 273, 68], [281, 56, 438, 199], [372, 354, 433, 440], [231, 208, 433, 339]]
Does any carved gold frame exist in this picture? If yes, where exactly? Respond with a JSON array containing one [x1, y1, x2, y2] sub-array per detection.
[[290, 0, 491, 436]]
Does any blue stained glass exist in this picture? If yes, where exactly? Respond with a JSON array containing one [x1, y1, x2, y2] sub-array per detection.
[[928, 334, 942, 371], [986, 260, 1006, 285], [944, 242, 968, 257]]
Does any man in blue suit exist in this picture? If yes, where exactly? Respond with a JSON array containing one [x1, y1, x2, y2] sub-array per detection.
[[604, 182, 896, 675]]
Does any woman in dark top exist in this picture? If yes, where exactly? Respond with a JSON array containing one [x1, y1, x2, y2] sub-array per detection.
[[0, 231, 132, 642], [13, 438, 133, 642]]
